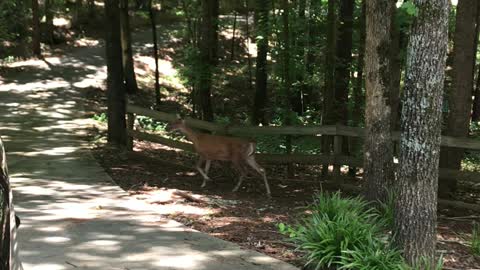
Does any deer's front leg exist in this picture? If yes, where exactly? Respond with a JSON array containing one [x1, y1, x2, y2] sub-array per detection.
[[195, 157, 211, 188]]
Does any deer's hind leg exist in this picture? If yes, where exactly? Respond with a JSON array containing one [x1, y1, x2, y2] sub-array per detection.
[[196, 157, 211, 188], [245, 155, 271, 196], [231, 159, 247, 192]]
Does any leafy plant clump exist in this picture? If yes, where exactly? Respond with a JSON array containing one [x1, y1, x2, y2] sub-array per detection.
[[279, 192, 406, 270], [471, 222, 480, 256]]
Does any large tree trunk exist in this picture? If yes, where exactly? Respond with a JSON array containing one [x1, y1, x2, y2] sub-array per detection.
[[363, 0, 395, 203], [120, 0, 139, 95], [440, 0, 478, 195], [32, 0, 41, 56], [321, 0, 336, 175], [105, 0, 127, 146], [290, 0, 307, 115], [393, 0, 449, 266], [196, 0, 218, 121], [252, 0, 270, 125]]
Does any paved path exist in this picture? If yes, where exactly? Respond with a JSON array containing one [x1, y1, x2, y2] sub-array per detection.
[[0, 39, 298, 270]]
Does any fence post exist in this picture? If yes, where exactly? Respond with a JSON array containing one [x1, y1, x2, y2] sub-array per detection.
[[333, 134, 342, 183], [126, 113, 135, 151]]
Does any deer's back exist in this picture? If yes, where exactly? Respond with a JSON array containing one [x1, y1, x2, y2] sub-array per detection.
[[193, 133, 254, 161]]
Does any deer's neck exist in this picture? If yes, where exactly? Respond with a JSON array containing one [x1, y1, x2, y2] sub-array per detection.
[[181, 126, 200, 146]]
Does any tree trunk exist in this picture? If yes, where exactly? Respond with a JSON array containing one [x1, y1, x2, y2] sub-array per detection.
[[45, 0, 54, 44], [389, 1, 401, 131], [393, 0, 449, 266], [120, 0, 139, 95], [440, 0, 478, 195], [290, 0, 307, 115], [148, 0, 161, 105], [0, 138, 10, 270], [88, 0, 95, 18], [230, 11, 237, 61], [72, 0, 82, 28], [321, 0, 336, 176], [32, 0, 41, 56], [252, 0, 270, 125], [245, 0, 253, 91], [349, 0, 365, 177], [334, 0, 353, 126], [305, 0, 320, 110], [196, 0, 218, 121], [105, 0, 127, 146], [363, 0, 395, 203], [472, 3, 480, 121]]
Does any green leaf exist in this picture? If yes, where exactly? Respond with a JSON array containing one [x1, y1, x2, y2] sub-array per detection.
[[401, 2, 418, 17]]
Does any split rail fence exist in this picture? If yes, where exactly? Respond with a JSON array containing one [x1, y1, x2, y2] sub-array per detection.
[[126, 104, 480, 211]]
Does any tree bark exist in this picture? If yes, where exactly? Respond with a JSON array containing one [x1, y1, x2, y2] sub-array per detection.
[[120, 0, 139, 95], [88, 0, 95, 18], [32, 0, 41, 56], [440, 0, 478, 195], [105, 0, 127, 146], [252, 0, 270, 125], [393, 0, 449, 266], [363, 0, 395, 203]]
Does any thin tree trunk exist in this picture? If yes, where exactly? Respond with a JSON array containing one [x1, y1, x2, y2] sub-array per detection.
[[470, 3, 480, 121], [252, 0, 270, 125], [196, 0, 217, 121], [230, 11, 237, 61], [88, 0, 95, 18], [149, 0, 161, 105], [245, 0, 253, 91], [105, 0, 127, 146], [334, 0, 354, 126], [393, 0, 449, 266], [440, 0, 478, 195], [363, 0, 395, 203], [304, 0, 320, 110], [120, 0, 139, 95], [72, 0, 82, 28], [32, 0, 41, 56], [389, 1, 401, 131], [349, 0, 365, 177], [321, 0, 336, 176], [45, 0, 54, 44], [281, 0, 294, 178]]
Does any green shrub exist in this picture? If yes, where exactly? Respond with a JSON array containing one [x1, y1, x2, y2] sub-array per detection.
[[280, 192, 407, 270], [471, 222, 480, 256]]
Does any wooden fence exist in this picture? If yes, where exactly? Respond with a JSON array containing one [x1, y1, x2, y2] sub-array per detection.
[[126, 104, 480, 210]]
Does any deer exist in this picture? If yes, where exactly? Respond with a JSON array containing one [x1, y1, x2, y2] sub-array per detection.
[[166, 118, 271, 197]]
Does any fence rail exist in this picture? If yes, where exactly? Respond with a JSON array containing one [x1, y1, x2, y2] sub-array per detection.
[[126, 104, 480, 185]]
